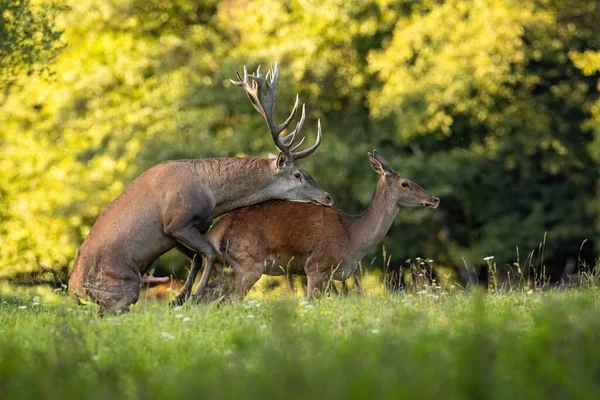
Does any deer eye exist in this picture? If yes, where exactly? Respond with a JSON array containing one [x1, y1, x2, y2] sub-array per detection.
[[294, 172, 302, 180], [401, 182, 409, 188]]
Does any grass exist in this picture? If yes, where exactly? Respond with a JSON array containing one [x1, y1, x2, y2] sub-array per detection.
[[2, 279, 600, 400]]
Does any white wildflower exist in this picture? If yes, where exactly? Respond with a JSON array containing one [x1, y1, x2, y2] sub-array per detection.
[[182, 317, 191, 323], [159, 332, 175, 340], [371, 329, 380, 334], [483, 256, 495, 261]]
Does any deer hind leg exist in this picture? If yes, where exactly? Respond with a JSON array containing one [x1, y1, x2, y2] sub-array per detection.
[[286, 274, 296, 294], [339, 271, 362, 295], [95, 285, 139, 315], [221, 261, 263, 302], [84, 268, 141, 315], [326, 280, 339, 296], [352, 271, 363, 295], [306, 272, 328, 299], [341, 279, 349, 294]]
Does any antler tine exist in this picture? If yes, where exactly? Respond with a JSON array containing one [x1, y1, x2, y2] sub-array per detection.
[[280, 103, 305, 146], [266, 63, 298, 136], [231, 66, 265, 117], [292, 119, 322, 160], [290, 136, 306, 152], [248, 65, 263, 87], [268, 63, 278, 86], [233, 63, 321, 161]]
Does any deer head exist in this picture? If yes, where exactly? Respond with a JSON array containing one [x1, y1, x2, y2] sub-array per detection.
[[368, 151, 439, 209], [232, 64, 332, 206]]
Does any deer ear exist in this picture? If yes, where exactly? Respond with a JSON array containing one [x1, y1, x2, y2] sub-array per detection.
[[276, 152, 287, 170], [369, 150, 395, 176], [369, 151, 387, 176], [267, 153, 278, 160]]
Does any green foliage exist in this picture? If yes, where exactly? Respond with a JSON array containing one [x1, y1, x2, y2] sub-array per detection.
[[368, 0, 600, 267], [0, 0, 598, 281], [0, 0, 64, 93], [2, 289, 600, 399]]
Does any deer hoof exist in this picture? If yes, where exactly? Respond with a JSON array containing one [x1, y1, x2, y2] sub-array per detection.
[[169, 296, 186, 308], [189, 293, 205, 306]]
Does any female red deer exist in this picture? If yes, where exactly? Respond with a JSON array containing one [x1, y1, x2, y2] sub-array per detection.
[[190, 151, 439, 301], [68, 64, 333, 313]]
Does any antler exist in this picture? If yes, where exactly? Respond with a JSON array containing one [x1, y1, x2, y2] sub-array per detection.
[[231, 63, 322, 162]]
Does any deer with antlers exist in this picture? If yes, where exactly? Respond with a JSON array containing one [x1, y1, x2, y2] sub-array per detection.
[[68, 64, 333, 313], [189, 151, 439, 302]]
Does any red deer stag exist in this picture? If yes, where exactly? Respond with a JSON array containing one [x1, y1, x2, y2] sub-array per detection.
[[194, 151, 439, 301], [68, 64, 333, 313]]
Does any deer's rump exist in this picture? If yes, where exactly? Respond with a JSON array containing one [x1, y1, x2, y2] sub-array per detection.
[[67, 161, 204, 306]]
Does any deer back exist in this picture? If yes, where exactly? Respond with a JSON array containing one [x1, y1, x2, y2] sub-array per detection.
[[206, 200, 353, 273]]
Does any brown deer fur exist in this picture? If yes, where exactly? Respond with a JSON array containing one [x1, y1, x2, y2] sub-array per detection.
[[195, 151, 439, 301], [68, 65, 332, 313]]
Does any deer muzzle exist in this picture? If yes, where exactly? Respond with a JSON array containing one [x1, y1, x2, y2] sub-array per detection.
[[423, 197, 440, 209]]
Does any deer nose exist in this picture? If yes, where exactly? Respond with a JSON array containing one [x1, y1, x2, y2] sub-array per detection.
[[323, 193, 333, 206], [433, 197, 440, 204]]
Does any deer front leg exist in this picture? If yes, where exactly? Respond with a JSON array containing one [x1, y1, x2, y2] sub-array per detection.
[[189, 256, 216, 303], [190, 248, 238, 303], [170, 245, 204, 307], [199, 263, 233, 303], [165, 225, 217, 303]]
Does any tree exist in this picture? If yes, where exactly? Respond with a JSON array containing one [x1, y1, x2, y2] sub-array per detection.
[[369, 0, 600, 276], [0, 0, 64, 96]]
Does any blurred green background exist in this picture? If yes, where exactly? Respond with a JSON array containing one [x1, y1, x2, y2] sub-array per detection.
[[1, 0, 599, 284]]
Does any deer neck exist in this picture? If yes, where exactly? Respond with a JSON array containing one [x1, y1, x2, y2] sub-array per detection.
[[200, 158, 277, 219], [346, 178, 399, 256]]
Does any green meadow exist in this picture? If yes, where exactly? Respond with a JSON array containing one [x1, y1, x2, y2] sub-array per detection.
[[2, 280, 600, 400]]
